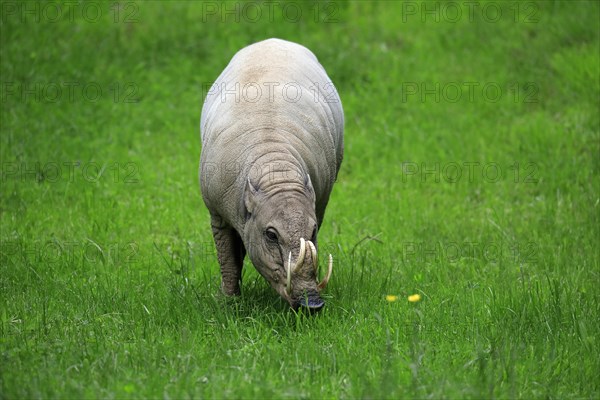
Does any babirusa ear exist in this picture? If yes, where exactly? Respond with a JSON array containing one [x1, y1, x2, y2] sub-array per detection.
[[244, 177, 260, 216]]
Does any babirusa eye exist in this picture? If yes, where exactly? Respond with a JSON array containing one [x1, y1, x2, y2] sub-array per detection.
[[265, 228, 279, 243]]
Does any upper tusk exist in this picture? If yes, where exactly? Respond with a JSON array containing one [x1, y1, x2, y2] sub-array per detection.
[[293, 237, 306, 272], [286, 251, 292, 296], [317, 254, 333, 290], [306, 240, 318, 272]]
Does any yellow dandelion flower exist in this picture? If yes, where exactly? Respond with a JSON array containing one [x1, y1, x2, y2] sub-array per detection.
[[386, 295, 398, 302], [408, 294, 422, 302]]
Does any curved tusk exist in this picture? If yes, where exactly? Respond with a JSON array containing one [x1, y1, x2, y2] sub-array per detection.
[[286, 251, 292, 296], [307, 240, 318, 272], [293, 237, 306, 273], [317, 254, 333, 290]]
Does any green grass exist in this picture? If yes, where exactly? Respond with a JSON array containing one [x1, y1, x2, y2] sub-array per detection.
[[1, 0, 599, 398]]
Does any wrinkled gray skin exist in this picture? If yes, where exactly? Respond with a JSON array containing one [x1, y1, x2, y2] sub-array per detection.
[[199, 38, 344, 310]]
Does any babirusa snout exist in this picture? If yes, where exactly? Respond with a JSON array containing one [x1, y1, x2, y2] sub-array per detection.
[[285, 237, 333, 298]]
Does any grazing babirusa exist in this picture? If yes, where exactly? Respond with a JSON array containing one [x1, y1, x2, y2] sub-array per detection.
[[199, 38, 344, 311]]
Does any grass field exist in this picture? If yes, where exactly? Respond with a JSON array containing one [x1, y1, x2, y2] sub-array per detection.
[[1, 0, 599, 398]]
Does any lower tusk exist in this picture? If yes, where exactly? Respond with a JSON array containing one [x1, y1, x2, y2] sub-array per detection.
[[307, 240, 318, 272], [317, 254, 333, 290], [293, 237, 306, 273], [286, 251, 292, 296]]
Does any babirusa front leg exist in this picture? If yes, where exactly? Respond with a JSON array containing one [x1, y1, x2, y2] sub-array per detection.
[[210, 214, 245, 295]]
